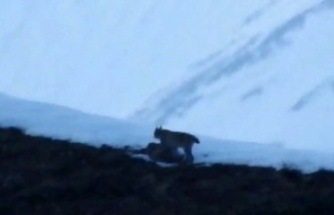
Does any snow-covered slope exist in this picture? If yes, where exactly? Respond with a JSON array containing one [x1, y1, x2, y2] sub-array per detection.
[[0, 0, 269, 117], [0, 92, 152, 147], [2, 92, 334, 173], [1, 0, 333, 152], [130, 0, 334, 152]]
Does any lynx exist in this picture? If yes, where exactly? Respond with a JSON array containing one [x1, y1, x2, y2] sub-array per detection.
[[154, 126, 200, 164]]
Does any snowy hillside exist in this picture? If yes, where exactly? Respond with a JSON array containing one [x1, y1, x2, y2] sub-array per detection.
[[0, 0, 268, 117], [130, 0, 334, 152], [0, 93, 151, 147], [2, 93, 334, 172], [1, 0, 334, 152]]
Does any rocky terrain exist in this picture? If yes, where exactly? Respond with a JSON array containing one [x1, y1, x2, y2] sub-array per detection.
[[1, 126, 334, 215]]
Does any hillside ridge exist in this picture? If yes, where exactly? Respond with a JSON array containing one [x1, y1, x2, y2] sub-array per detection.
[[1, 126, 334, 214]]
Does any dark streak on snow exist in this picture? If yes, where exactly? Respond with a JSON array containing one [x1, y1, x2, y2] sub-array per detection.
[[133, 0, 334, 125], [241, 87, 263, 102], [291, 79, 334, 111]]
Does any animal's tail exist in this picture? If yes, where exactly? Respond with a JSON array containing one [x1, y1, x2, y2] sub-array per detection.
[[192, 135, 200, 144]]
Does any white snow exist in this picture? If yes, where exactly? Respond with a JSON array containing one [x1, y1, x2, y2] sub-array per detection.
[[1, 93, 334, 173], [0, 0, 269, 117], [0, 93, 152, 148], [1, 1, 334, 171], [130, 0, 334, 153]]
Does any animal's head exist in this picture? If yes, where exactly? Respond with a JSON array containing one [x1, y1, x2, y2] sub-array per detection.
[[154, 126, 163, 139]]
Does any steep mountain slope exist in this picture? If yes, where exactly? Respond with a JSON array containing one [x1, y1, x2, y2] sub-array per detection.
[[130, 0, 334, 152], [1, 1, 333, 152], [0, 0, 272, 117]]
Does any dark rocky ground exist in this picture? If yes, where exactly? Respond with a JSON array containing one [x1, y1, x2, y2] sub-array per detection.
[[1, 127, 334, 215]]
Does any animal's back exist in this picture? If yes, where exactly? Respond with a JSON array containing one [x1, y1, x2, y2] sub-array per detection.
[[157, 129, 200, 147], [174, 131, 200, 144]]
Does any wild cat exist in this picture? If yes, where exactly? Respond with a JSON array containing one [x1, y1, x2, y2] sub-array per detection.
[[154, 126, 200, 164]]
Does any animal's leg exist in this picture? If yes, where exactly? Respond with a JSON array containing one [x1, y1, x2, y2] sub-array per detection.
[[183, 144, 194, 164], [170, 146, 178, 157], [150, 144, 164, 161]]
